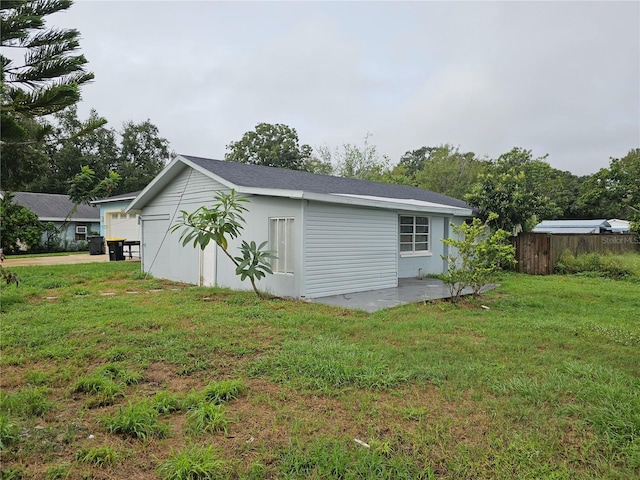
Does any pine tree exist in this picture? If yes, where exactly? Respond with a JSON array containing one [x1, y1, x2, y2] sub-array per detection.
[[1, 0, 101, 190]]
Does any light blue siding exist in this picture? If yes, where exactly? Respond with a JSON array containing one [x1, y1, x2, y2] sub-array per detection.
[[303, 202, 397, 298]]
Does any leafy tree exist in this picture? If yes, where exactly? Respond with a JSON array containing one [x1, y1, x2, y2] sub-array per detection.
[[441, 214, 516, 303], [170, 190, 276, 298], [0, 192, 44, 253], [25, 108, 170, 195], [29, 107, 117, 193], [466, 148, 562, 233], [319, 133, 391, 181], [114, 120, 172, 194], [62, 165, 119, 231], [393, 144, 488, 200], [225, 123, 313, 171], [1, 0, 103, 190], [577, 148, 640, 223]]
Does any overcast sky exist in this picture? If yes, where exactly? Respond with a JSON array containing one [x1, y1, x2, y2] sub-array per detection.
[[50, 0, 639, 176]]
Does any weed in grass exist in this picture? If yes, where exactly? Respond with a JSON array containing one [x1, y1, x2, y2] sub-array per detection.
[[251, 336, 412, 393], [156, 445, 229, 480], [181, 389, 204, 410], [186, 403, 228, 435], [102, 401, 168, 440], [72, 376, 123, 407], [25, 370, 50, 386], [202, 379, 246, 404], [98, 362, 143, 385], [0, 413, 19, 449], [151, 390, 183, 415], [401, 405, 429, 421], [76, 445, 120, 466], [0, 387, 53, 417], [105, 346, 130, 361], [44, 463, 71, 480], [176, 358, 212, 376], [1, 468, 24, 479]]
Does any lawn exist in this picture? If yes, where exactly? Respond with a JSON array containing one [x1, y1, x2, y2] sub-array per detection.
[[1, 261, 638, 479]]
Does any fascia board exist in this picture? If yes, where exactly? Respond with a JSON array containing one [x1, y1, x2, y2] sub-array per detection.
[[40, 217, 99, 222], [300, 191, 473, 216], [233, 187, 471, 215], [91, 197, 136, 206]]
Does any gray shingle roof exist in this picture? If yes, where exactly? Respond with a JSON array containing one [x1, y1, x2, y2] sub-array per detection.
[[182, 155, 470, 209], [11, 192, 100, 221]]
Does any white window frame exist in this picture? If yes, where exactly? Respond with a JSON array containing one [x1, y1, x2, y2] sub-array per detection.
[[75, 225, 88, 235], [269, 217, 294, 274], [399, 215, 431, 257]]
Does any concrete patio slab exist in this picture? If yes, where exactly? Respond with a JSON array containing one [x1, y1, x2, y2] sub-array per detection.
[[311, 277, 482, 313]]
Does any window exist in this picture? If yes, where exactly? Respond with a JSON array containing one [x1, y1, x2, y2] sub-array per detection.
[[399, 215, 429, 254], [269, 218, 294, 273], [75, 224, 88, 241]]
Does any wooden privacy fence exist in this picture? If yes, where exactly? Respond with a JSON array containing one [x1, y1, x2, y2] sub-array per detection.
[[512, 233, 640, 275]]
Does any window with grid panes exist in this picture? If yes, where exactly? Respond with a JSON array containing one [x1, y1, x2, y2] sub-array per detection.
[[399, 215, 429, 254]]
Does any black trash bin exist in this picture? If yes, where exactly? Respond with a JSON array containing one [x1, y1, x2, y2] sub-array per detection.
[[88, 236, 105, 255], [106, 238, 126, 261]]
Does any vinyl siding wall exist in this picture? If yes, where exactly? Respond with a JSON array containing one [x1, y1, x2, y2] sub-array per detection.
[[303, 202, 397, 298], [141, 167, 229, 284]]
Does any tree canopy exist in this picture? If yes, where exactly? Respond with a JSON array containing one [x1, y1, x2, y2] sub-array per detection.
[[392, 144, 488, 200], [465, 148, 564, 233], [25, 107, 171, 195], [225, 123, 314, 171]]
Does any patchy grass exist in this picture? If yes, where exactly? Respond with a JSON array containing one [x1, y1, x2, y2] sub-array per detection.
[[0, 260, 639, 479]]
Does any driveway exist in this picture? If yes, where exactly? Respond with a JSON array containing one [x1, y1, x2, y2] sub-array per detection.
[[2, 253, 120, 267], [311, 277, 486, 312]]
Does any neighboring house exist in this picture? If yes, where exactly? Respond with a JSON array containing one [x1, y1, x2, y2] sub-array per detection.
[[127, 155, 474, 299], [10, 192, 100, 244], [607, 219, 631, 233], [532, 219, 614, 234], [91, 191, 142, 241]]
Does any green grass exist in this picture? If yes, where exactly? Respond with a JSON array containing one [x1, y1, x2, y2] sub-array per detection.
[[0, 260, 639, 479]]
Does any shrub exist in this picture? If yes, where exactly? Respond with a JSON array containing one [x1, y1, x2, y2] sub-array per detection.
[[441, 214, 516, 303], [555, 250, 635, 279]]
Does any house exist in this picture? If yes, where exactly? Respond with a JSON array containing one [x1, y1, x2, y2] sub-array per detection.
[[91, 191, 142, 242], [532, 219, 612, 234], [9, 192, 100, 245], [607, 219, 631, 233], [127, 155, 474, 299]]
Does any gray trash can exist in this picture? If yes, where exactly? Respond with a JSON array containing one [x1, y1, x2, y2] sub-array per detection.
[[88, 236, 105, 255]]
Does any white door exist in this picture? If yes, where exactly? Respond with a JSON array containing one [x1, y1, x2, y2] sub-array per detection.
[[200, 242, 216, 286]]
